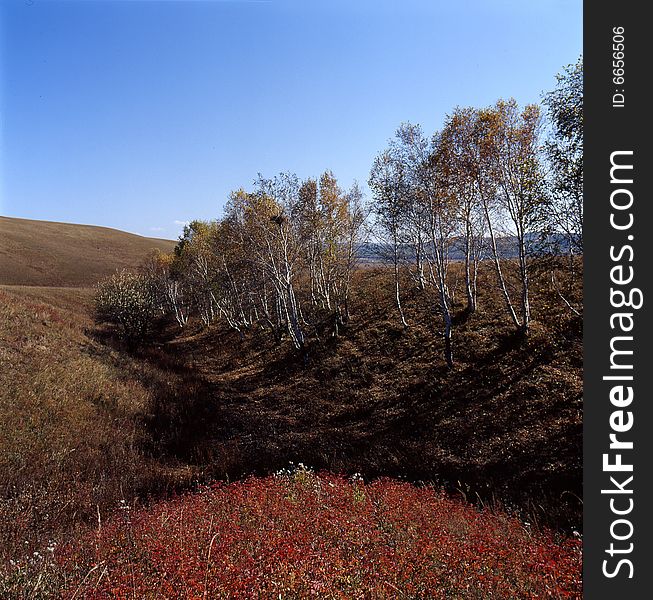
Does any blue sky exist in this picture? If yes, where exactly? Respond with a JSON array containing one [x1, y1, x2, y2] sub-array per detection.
[[1, 0, 581, 240]]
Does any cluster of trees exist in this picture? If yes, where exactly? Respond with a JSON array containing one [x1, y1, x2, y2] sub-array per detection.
[[370, 101, 545, 366], [98, 172, 366, 353], [96, 58, 582, 366], [369, 58, 582, 366]]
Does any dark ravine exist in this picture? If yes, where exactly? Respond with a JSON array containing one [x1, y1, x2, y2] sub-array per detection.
[[134, 264, 582, 532]]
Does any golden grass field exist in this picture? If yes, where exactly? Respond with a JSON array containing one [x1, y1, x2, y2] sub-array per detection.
[[0, 216, 174, 287]]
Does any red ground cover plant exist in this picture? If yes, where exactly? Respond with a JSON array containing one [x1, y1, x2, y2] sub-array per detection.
[[53, 468, 580, 599]]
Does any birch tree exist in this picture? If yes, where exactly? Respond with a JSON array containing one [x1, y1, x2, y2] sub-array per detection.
[[226, 174, 307, 351], [174, 220, 222, 327], [142, 249, 190, 328], [369, 149, 410, 327], [422, 131, 458, 367], [484, 99, 546, 334], [389, 122, 458, 366], [542, 57, 583, 254], [438, 108, 487, 314]]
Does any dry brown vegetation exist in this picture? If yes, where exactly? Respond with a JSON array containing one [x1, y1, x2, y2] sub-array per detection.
[[0, 285, 201, 570], [0, 217, 174, 286], [0, 256, 581, 596], [143, 260, 582, 530]]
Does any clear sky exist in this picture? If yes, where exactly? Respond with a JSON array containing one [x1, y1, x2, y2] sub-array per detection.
[[1, 0, 581, 240]]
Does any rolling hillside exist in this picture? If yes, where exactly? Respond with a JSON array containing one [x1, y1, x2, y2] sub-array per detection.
[[0, 216, 175, 287], [0, 218, 582, 597]]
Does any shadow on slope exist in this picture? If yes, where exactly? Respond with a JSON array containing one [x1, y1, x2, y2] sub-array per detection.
[[137, 266, 582, 531]]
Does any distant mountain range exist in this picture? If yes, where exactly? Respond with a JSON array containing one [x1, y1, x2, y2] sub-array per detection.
[[356, 233, 580, 263]]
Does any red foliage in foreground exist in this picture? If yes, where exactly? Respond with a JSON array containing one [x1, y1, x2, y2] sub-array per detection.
[[55, 471, 581, 599]]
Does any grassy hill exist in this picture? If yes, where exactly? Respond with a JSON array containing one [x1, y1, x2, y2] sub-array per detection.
[[0, 218, 582, 597], [0, 216, 175, 287]]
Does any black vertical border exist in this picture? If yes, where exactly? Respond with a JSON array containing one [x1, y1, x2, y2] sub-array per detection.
[[584, 2, 651, 597]]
